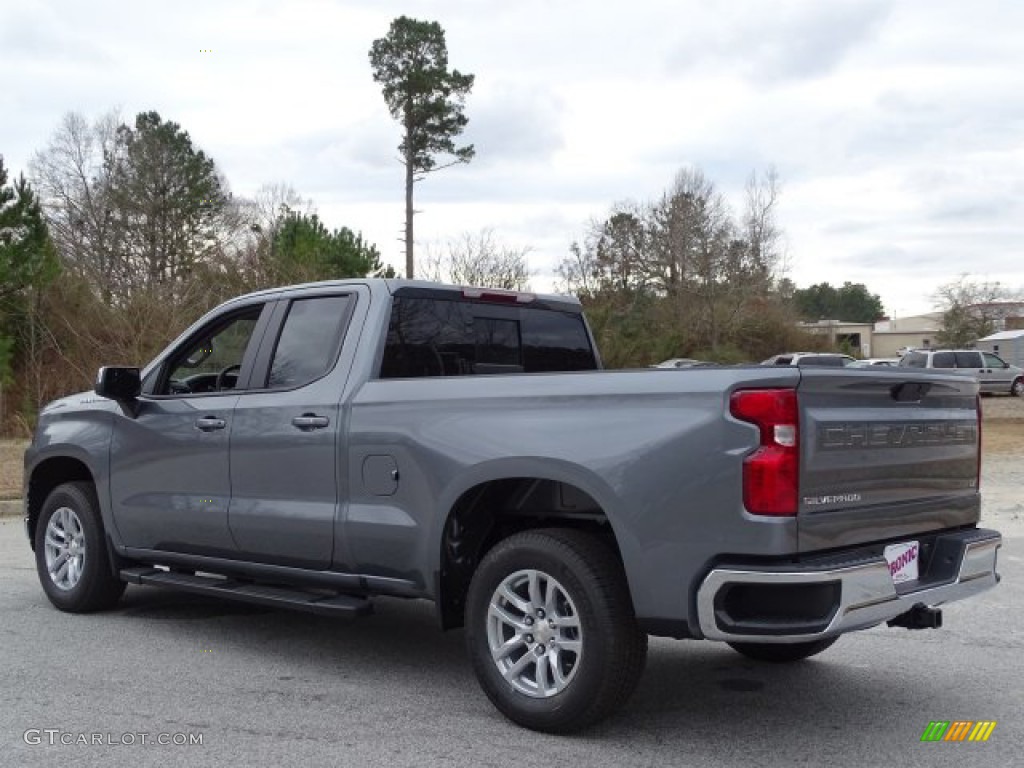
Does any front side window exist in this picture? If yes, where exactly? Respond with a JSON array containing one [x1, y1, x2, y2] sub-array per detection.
[[161, 307, 263, 395], [266, 295, 353, 389], [983, 352, 1006, 368]]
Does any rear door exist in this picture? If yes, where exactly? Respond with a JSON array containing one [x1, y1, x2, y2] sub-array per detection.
[[796, 367, 980, 552], [955, 351, 987, 391], [227, 290, 360, 569]]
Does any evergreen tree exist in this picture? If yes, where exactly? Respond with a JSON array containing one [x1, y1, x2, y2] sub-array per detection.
[[793, 281, 884, 323], [105, 111, 229, 290], [1, 157, 58, 305], [370, 17, 475, 278], [270, 210, 391, 283], [0, 156, 59, 421]]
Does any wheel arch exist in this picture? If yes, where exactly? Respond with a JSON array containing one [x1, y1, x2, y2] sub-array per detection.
[[26, 453, 97, 551], [431, 458, 635, 630]]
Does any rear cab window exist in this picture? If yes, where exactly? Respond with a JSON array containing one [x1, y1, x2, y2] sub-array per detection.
[[379, 292, 597, 378]]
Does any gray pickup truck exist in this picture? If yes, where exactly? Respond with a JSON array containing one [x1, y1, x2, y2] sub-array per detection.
[[24, 279, 1002, 732]]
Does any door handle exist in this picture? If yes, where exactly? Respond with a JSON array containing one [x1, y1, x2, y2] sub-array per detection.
[[195, 416, 226, 431], [292, 414, 330, 431]]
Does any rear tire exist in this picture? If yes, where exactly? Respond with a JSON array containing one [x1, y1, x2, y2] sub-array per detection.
[[465, 528, 647, 733], [34, 481, 126, 613], [728, 636, 838, 663]]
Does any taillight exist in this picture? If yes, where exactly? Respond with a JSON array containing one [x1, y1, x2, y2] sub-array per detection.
[[976, 394, 982, 491], [730, 388, 799, 516]]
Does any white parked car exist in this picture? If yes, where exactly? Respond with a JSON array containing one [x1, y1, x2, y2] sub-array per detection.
[[850, 357, 901, 368], [761, 353, 857, 367], [652, 358, 712, 368]]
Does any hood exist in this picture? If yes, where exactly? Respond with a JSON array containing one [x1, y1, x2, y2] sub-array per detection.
[[40, 390, 119, 416]]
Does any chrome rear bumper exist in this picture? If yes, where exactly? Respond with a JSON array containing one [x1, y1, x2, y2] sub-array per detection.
[[697, 529, 1001, 643]]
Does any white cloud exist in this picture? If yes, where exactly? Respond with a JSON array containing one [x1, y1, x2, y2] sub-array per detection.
[[666, 0, 893, 83], [2, 0, 1022, 315]]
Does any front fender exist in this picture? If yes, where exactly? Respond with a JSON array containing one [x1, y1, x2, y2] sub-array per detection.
[[25, 405, 116, 544]]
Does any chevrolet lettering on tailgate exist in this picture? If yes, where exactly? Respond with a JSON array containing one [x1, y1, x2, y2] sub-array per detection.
[[820, 421, 977, 450]]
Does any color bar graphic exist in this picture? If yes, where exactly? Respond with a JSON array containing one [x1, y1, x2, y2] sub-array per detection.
[[920, 720, 996, 742]]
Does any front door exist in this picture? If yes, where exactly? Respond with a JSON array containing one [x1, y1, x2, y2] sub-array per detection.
[[110, 304, 268, 555], [980, 352, 1012, 394], [228, 293, 357, 569]]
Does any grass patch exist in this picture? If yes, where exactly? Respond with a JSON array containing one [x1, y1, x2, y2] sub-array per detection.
[[0, 440, 28, 499]]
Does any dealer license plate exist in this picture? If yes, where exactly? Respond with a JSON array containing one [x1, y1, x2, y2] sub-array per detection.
[[884, 541, 920, 585]]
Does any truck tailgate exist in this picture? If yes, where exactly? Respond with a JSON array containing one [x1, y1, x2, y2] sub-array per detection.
[[797, 369, 981, 552]]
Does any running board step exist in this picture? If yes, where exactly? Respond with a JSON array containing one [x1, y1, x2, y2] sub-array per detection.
[[119, 567, 373, 617]]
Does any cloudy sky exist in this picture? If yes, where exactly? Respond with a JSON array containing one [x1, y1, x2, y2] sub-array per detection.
[[3, 0, 1022, 317]]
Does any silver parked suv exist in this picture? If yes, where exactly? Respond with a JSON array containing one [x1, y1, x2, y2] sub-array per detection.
[[899, 349, 1024, 396]]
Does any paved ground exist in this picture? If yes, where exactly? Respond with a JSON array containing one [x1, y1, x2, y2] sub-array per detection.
[[0, 519, 1019, 768]]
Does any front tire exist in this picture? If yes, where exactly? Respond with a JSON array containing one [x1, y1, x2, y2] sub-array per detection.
[[728, 636, 838, 663], [1012, 378, 1023, 397], [34, 482, 126, 613], [465, 528, 647, 733]]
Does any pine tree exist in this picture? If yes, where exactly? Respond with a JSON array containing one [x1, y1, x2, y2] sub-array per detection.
[[104, 111, 228, 291], [269, 210, 391, 283], [0, 155, 59, 422], [0, 157, 58, 304], [370, 17, 475, 278]]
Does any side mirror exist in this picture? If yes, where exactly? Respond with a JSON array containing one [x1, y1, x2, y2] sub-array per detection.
[[95, 366, 141, 401]]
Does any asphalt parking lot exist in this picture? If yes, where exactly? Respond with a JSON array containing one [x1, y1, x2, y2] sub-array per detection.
[[0, 516, 1019, 768]]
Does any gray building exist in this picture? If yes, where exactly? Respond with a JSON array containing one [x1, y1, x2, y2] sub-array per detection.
[[975, 330, 1024, 368]]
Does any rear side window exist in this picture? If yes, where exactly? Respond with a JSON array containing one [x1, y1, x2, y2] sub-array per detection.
[[267, 295, 353, 388], [380, 297, 596, 378], [954, 352, 983, 368], [931, 352, 956, 368], [900, 352, 927, 368]]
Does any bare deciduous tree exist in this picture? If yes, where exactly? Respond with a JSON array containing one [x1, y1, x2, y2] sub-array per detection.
[[934, 275, 1023, 347], [30, 111, 122, 299], [422, 229, 531, 290], [231, 182, 313, 283], [557, 166, 790, 362]]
